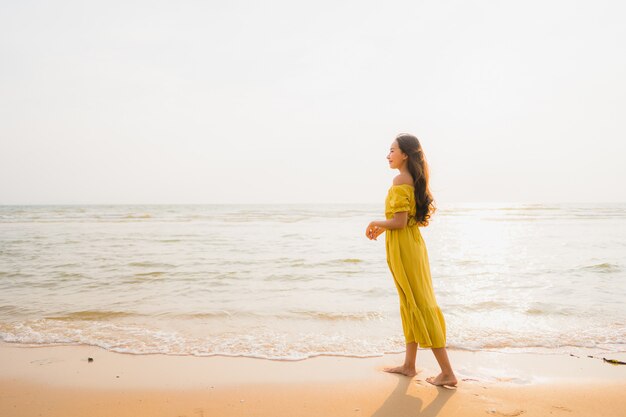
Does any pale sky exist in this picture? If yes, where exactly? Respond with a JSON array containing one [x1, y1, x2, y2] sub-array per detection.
[[1, 1, 625, 205]]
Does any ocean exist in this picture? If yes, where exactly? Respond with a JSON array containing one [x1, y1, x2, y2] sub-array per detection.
[[1, 203, 624, 360]]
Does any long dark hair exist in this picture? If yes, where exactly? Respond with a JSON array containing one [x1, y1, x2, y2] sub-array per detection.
[[395, 133, 436, 227]]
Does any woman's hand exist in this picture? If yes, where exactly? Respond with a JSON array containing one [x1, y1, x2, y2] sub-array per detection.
[[366, 221, 386, 240]]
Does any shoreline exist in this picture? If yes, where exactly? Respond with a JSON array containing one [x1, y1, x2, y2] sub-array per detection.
[[1, 341, 625, 417], [2, 339, 623, 362]]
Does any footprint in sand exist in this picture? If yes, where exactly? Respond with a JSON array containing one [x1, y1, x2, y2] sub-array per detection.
[[30, 358, 64, 365], [552, 405, 573, 412], [486, 408, 525, 416], [495, 377, 515, 382]]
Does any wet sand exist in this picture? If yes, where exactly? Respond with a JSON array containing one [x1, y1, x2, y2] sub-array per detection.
[[1, 341, 625, 417]]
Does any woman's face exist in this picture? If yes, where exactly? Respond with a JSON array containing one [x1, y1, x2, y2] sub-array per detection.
[[387, 140, 407, 169]]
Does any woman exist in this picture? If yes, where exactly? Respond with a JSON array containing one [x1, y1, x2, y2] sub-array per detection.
[[365, 133, 457, 388]]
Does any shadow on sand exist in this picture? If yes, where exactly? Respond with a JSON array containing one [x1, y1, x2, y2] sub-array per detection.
[[370, 376, 456, 417]]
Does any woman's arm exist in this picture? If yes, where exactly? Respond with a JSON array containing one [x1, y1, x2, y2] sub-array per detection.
[[365, 211, 408, 240], [370, 211, 408, 230]]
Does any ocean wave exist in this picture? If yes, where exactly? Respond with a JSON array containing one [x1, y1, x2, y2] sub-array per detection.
[[56, 272, 85, 279], [134, 271, 167, 276], [124, 213, 152, 219], [336, 258, 364, 263], [44, 310, 138, 321], [578, 263, 621, 273], [288, 310, 386, 321], [0, 320, 406, 360], [128, 261, 177, 268], [2, 318, 624, 361], [51, 263, 83, 269]]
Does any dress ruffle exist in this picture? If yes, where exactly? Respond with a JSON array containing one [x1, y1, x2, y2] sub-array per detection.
[[386, 185, 413, 215], [399, 303, 447, 347]]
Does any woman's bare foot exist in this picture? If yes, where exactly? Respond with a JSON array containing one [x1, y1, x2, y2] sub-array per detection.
[[383, 365, 417, 377], [425, 372, 458, 387]]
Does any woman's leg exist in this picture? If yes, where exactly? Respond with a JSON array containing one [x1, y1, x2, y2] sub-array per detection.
[[383, 342, 418, 377], [426, 347, 458, 386]]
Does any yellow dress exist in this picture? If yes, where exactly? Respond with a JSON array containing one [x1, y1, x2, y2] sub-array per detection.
[[385, 184, 447, 348]]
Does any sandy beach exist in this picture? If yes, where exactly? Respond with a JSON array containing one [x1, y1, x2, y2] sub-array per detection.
[[1, 341, 625, 417]]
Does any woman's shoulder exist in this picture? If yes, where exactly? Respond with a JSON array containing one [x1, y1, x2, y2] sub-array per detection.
[[392, 174, 414, 187]]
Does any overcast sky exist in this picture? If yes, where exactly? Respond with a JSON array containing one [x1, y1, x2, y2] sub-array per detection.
[[1, 0, 624, 205]]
